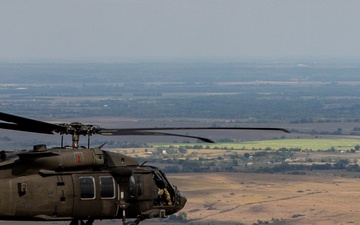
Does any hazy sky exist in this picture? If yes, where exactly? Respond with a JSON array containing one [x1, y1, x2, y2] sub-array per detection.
[[1, 0, 360, 62]]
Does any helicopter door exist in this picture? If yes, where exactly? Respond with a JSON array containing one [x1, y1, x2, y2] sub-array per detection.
[[72, 174, 117, 219]]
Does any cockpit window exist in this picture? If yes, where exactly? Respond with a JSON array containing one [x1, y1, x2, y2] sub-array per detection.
[[129, 175, 136, 197], [136, 175, 143, 197], [153, 171, 174, 206], [153, 171, 171, 188], [129, 175, 143, 198]]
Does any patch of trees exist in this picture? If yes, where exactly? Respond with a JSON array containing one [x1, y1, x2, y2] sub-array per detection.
[[256, 159, 359, 174], [137, 147, 360, 174]]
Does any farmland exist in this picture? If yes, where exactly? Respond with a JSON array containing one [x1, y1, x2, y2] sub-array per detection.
[[2, 62, 360, 224], [3, 62, 360, 123], [151, 138, 360, 152]]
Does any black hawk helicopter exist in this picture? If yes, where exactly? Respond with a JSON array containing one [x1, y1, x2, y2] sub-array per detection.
[[0, 112, 288, 225]]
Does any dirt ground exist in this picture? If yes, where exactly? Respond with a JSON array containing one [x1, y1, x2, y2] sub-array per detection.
[[163, 172, 360, 225]]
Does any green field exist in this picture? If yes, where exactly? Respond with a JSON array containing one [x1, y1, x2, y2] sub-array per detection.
[[152, 138, 360, 151]]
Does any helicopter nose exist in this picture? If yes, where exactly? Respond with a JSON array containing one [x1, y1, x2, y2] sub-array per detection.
[[176, 191, 187, 211]]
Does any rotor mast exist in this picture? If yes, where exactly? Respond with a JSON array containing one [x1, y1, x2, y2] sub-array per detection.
[[56, 122, 99, 149], [72, 134, 80, 149]]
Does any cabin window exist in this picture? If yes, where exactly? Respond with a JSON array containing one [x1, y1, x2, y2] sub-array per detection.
[[100, 176, 115, 199], [79, 176, 95, 200]]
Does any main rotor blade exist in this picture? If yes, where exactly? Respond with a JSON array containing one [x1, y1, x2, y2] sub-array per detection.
[[97, 127, 289, 143], [0, 112, 65, 134], [0, 112, 289, 143], [98, 127, 290, 133], [98, 129, 215, 143], [0, 123, 54, 134]]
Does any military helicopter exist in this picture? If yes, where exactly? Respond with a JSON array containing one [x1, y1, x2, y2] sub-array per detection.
[[0, 112, 288, 225]]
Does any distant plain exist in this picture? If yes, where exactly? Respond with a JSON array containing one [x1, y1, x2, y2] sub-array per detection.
[[2, 63, 360, 224]]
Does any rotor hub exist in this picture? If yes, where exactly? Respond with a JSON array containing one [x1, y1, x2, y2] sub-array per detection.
[[56, 122, 100, 136]]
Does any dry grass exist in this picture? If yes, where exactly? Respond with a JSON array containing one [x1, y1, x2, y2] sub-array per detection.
[[166, 172, 360, 225]]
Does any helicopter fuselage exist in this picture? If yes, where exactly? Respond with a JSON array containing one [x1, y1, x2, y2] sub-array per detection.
[[0, 146, 186, 224]]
